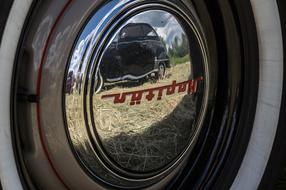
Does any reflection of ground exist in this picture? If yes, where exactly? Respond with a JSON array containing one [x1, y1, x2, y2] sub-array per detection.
[[99, 96, 196, 172], [65, 62, 197, 173], [92, 62, 197, 172]]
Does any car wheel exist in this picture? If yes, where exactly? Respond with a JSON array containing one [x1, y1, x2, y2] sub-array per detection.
[[157, 62, 166, 80], [0, 0, 285, 190], [94, 71, 104, 94]]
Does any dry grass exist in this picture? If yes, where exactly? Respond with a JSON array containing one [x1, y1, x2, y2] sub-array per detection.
[[92, 62, 197, 172], [66, 62, 197, 173]]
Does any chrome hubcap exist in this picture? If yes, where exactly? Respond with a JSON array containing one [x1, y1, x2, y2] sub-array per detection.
[[65, 1, 209, 187]]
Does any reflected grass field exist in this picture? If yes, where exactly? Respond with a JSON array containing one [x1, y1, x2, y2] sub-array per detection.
[[92, 62, 197, 172], [66, 62, 198, 173]]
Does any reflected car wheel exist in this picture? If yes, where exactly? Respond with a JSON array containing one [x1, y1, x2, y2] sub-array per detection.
[[94, 72, 104, 94], [156, 62, 166, 80], [0, 0, 285, 190]]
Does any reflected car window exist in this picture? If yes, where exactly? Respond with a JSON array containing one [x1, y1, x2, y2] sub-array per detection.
[[119, 23, 159, 41], [141, 24, 156, 36], [120, 24, 143, 39], [146, 30, 157, 37]]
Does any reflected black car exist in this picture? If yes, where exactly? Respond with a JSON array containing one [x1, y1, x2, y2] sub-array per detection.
[[100, 23, 170, 84]]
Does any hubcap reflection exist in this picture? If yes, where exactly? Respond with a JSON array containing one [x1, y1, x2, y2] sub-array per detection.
[[65, 1, 208, 187]]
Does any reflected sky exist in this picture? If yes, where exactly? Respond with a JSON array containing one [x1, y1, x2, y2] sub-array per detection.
[[129, 10, 186, 49]]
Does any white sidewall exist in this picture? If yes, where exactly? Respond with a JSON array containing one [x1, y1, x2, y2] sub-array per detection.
[[0, 0, 32, 190], [232, 0, 283, 189]]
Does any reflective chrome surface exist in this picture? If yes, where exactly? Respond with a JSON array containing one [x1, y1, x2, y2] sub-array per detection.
[[95, 10, 199, 173], [64, 0, 209, 187]]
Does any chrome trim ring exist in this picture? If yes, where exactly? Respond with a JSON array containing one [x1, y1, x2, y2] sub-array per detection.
[[64, 0, 209, 187]]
